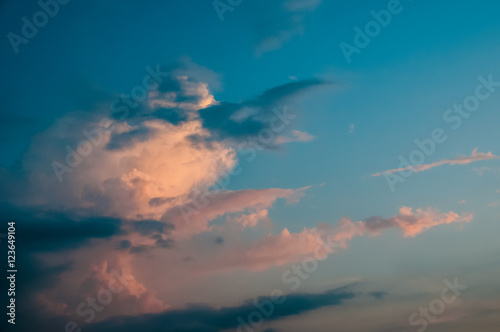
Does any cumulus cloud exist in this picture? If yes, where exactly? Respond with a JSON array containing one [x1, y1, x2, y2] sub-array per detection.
[[3, 115, 236, 220], [1, 58, 476, 332], [1, 61, 327, 226], [34, 258, 168, 328], [0, 60, 333, 327], [372, 148, 499, 177]]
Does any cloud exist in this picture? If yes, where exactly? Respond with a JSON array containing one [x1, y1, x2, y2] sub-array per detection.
[[275, 130, 315, 144], [147, 75, 215, 113], [1, 62, 327, 226], [162, 187, 309, 237], [32, 258, 169, 328], [363, 206, 473, 237], [488, 200, 500, 207], [205, 206, 472, 272], [228, 208, 270, 228], [2, 118, 236, 220], [83, 286, 361, 332], [0, 61, 332, 330], [252, 0, 322, 57], [75, 260, 168, 318], [0, 203, 123, 253], [132, 220, 174, 236], [2, 58, 474, 332], [372, 148, 499, 177], [199, 79, 330, 144], [0, 204, 130, 331]]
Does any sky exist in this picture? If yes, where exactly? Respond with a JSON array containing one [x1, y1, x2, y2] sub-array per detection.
[[1, 0, 500, 331]]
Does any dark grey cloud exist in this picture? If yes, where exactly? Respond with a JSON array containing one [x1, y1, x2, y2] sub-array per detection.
[[83, 286, 363, 332], [149, 196, 175, 207], [128, 238, 174, 255], [160, 57, 222, 91], [130, 245, 150, 254], [151, 107, 188, 125], [118, 239, 132, 249], [199, 79, 331, 142], [126, 219, 175, 254], [106, 125, 153, 150], [155, 238, 174, 248], [109, 57, 219, 127], [0, 204, 123, 332], [0, 203, 122, 253], [132, 219, 174, 235], [105, 58, 220, 149]]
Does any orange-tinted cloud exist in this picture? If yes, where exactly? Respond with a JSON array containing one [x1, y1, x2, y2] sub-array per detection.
[[205, 206, 472, 272], [163, 186, 309, 237], [372, 148, 499, 177], [363, 206, 473, 237]]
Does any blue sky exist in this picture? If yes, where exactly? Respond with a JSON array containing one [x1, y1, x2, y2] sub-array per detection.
[[1, 1, 500, 331]]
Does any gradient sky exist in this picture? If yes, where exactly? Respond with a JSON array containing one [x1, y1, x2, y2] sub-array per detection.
[[1, 1, 500, 331]]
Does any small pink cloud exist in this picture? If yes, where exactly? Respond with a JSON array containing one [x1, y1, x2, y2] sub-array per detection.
[[372, 148, 499, 177], [363, 206, 473, 237], [275, 130, 315, 144]]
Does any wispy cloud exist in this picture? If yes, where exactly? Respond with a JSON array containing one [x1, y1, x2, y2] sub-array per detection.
[[253, 0, 322, 57], [372, 148, 499, 177], [275, 129, 315, 144]]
